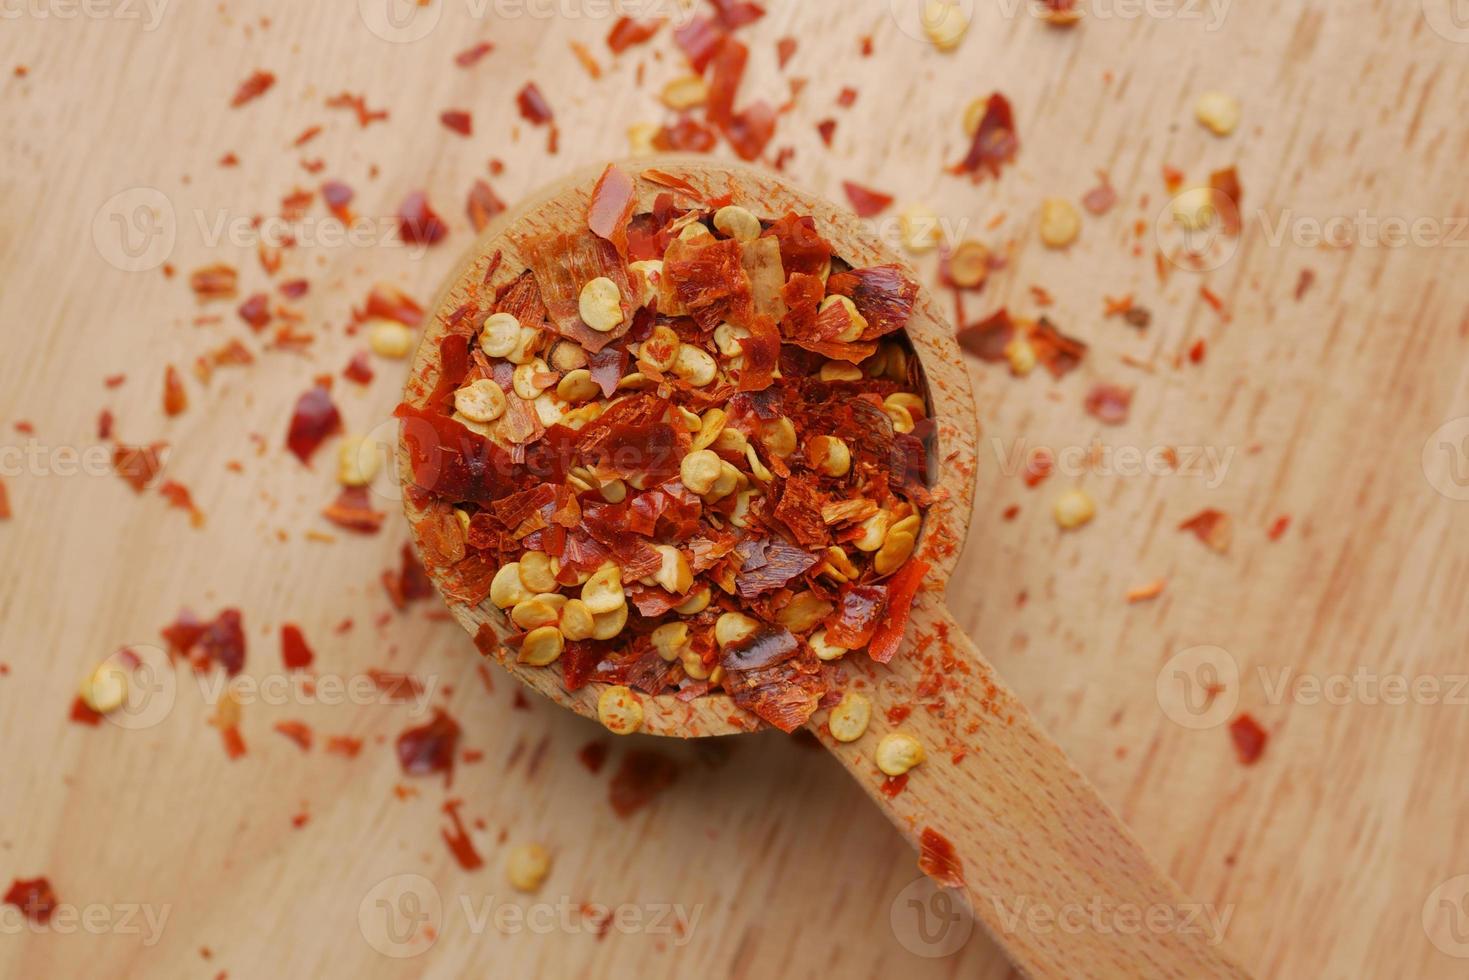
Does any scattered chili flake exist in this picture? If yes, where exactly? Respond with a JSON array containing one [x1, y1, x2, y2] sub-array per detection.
[[369, 669, 426, 703], [868, 560, 929, 664], [918, 828, 965, 888], [1179, 508, 1232, 553], [4, 878, 58, 924], [1083, 383, 1132, 425], [569, 40, 602, 78], [162, 365, 188, 417], [343, 351, 374, 384], [578, 740, 611, 774], [325, 91, 388, 127], [230, 69, 275, 108], [1082, 174, 1117, 215], [292, 125, 322, 147], [104, 373, 126, 388], [836, 86, 858, 108], [440, 110, 472, 136], [1229, 713, 1267, 765], [197, 609, 247, 675], [775, 36, 797, 68], [1188, 338, 1207, 363], [97, 410, 114, 440], [285, 384, 341, 465], [516, 82, 554, 125], [466, 179, 506, 233], [587, 163, 636, 259], [1125, 579, 1166, 603], [70, 696, 102, 726], [609, 749, 679, 817], [322, 180, 355, 224], [280, 623, 314, 670], [322, 486, 386, 534], [1294, 268, 1315, 301], [383, 543, 434, 610], [608, 16, 661, 53], [396, 710, 461, 779], [441, 799, 484, 870], [815, 118, 837, 146], [326, 735, 364, 757], [1199, 285, 1226, 316], [113, 442, 168, 492], [237, 292, 271, 331], [399, 192, 448, 247], [841, 181, 892, 217], [159, 480, 205, 527], [455, 41, 494, 67], [219, 152, 239, 167], [951, 93, 1018, 180], [189, 264, 238, 301], [879, 773, 908, 798], [1267, 515, 1291, 540], [357, 282, 424, 327], [280, 278, 309, 300], [273, 720, 313, 751]]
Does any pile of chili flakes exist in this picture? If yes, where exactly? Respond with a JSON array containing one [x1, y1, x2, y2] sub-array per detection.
[[398, 164, 935, 732]]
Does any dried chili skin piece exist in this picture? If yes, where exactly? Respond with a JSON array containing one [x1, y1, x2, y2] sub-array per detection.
[[607, 16, 661, 53], [466, 179, 506, 233], [516, 83, 554, 125], [609, 750, 679, 816], [951, 92, 1018, 179], [286, 384, 342, 465], [725, 652, 825, 732], [842, 181, 894, 217], [827, 265, 919, 339], [396, 710, 462, 778], [826, 584, 887, 649], [230, 70, 275, 108], [199, 608, 246, 675], [721, 624, 798, 670], [399, 192, 448, 246], [515, 230, 633, 352], [587, 163, 636, 259], [280, 624, 314, 670], [918, 827, 965, 887], [868, 559, 929, 664], [4, 877, 59, 923], [1229, 713, 1267, 764]]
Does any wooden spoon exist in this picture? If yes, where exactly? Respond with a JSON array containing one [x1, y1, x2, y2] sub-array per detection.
[[400, 157, 1252, 979]]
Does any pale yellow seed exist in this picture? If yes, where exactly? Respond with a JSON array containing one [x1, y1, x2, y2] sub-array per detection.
[[855, 510, 892, 552], [671, 345, 717, 386], [652, 622, 691, 662], [581, 564, 625, 614], [819, 361, 863, 382], [885, 402, 915, 435], [511, 596, 563, 631], [505, 326, 541, 365], [709, 461, 744, 501], [1039, 197, 1081, 248], [760, 416, 797, 458], [1171, 186, 1218, 232], [713, 205, 761, 243], [337, 435, 380, 487], [922, 0, 969, 51], [627, 121, 658, 156], [1194, 91, 1241, 136], [776, 591, 834, 633], [745, 444, 774, 484], [822, 546, 859, 581], [1054, 488, 1096, 529], [673, 585, 711, 615], [809, 629, 849, 662], [715, 611, 760, 649], [876, 732, 926, 776], [491, 562, 531, 608], [597, 684, 643, 734], [547, 339, 587, 373], [819, 294, 867, 342], [874, 530, 916, 575], [627, 259, 663, 307], [949, 239, 991, 288], [506, 842, 552, 892], [891, 514, 922, 539], [512, 359, 554, 400], [828, 691, 872, 742], [518, 552, 558, 593], [454, 379, 508, 424], [681, 648, 711, 680], [578, 277, 624, 333], [676, 406, 702, 432], [560, 599, 595, 641], [639, 324, 681, 372], [677, 221, 714, 243], [680, 449, 723, 495], [899, 204, 942, 253], [79, 659, 128, 714], [368, 320, 415, 359], [691, 409, 728, 451], [729, 487, 757, 528], [556, 369, 599, 403], [479, 312, 521, 358], [651, 544, 693, 594], [712, 426, 748, 455], [713, 322, 750, 358], [1004, 337, 1037, 376], [885, 392, 926, 420], [808, 435, 851, 477], [660, 74, 709, 109], [591, 603, 629, 641], [600, 479, 628, 503], [517, 625, 565, 666]]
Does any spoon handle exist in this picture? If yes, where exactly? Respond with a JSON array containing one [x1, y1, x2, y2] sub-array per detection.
[[814, 599, 1252, 979]]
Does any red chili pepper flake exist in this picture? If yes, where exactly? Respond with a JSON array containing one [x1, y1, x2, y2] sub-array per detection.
[[836, 86, 858, 108], [1083, 383, 1132, 425], [369, 669, 426, 704], [578, 739, 611, 774], [918, 827, 965, 887], [189, 264, 238, 301], [104, 373, 126, 388], [724, 100, 777, 160], [1179, 508, 1232, 553], [607, 16, 661, 53], [1267, 515, 1291, 540], [1199, 285, 1226, 315], [441, 798, 484, 870], [286, 384, 341, 465], [841, 181, 893, 217], [1126, 579, 1166, 603], [162, 364, 188, 417], [1294, 268, 1315, 301], [383, 543, 434, 611], [466, 179, 506, 233], [343, 351, 374, 385], [356, 282, 424, 327], [70, 696, 102, 726], [325, 91, 388, 127], [218, 724, 247, 760], [280, 623, 314, 670], [113, 442, 168, 492], [274, 720, 313, 751], [860, 35, 874, 55], [775, 36, 797, 68], [292, 124, 322, 147], [4, 878, 59, 924], [869, 560, 929, 664], [516, 82, 554, 125], [322, 486, 386, 534], [951, 93, 1018, 180], [237, 292, 271, 331], [876, 773, 907, 798], [609, 749, 679, 817], [279, 278, 309, 300], [455, 41, 494, 67], [1229, 713, 1267, 765], [654, 114, 719, 153], [398, 191, 448, 247], [321, 180, 355, 224], [440, 109, 473, 136], [587, 163, 636, 259], [14, 65, 29, 78], [230, 69, 275, 108], [1187, 338, 1207, 364], [1082, 174, 1117, 214], [813, 118, 837, 146], [396, 710, 461, 780], [96, 409, 114, 441], [326, 735, 363, 757], [219, 152, 239, 167], [159, 480, 205, 527]]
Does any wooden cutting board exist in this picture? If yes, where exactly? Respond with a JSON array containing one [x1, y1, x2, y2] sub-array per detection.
[[3, 2, 1467, 977]]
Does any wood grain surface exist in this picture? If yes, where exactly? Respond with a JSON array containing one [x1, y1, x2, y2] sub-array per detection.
[[3, 2, 1468, 978]]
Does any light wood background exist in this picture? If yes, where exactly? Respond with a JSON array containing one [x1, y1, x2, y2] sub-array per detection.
[[3, 2, 1468, 977]]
